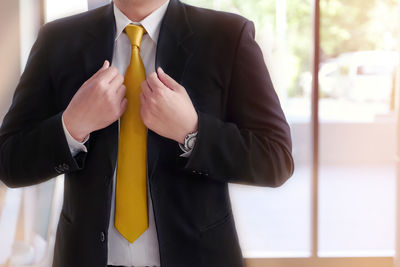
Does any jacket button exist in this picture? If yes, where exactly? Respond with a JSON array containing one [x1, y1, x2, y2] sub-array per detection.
[[57, 164, 65, 172], [62, 163, 70, 171], [54, 166, 62, 174], [100, 232, 105, 242]]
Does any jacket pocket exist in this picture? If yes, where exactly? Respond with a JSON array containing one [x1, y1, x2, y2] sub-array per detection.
[[199, 212, 233, 232]]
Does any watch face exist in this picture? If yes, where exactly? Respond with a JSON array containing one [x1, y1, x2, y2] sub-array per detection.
[[187, 136, 196, 149]]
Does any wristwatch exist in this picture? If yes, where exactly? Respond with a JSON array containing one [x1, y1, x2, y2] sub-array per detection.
[[179, 131, 198, 153]]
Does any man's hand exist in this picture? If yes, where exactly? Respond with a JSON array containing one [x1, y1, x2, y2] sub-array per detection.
[[140, 67, 198, 144], [63, 60, 127, 141]]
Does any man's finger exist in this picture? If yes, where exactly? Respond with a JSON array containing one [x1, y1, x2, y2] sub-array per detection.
[[99, 65, 119, 83], [140, 91, 146, 102], [119, 98, 128, 116], [110, 74, 124, 89], [141, 80, 152, 99], [146, 72, 165, 93], [95, 60, 110, 77], [87, 60, 110, 82], [116, 85, 126, 100], [157, 67, 181, 91]]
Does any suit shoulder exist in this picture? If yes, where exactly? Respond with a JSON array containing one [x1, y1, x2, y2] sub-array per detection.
[[183, 3, 250, 36]]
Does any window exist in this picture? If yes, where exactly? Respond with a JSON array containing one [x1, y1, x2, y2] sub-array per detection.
[[184, 1, 399, 266], [183, 0, 314, 258]]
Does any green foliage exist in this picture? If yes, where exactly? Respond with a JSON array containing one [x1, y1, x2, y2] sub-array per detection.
[[321, 0, 398, 57], [183, 0, 398, 97]]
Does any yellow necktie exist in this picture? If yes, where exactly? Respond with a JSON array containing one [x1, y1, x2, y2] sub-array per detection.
[[115, 24, 148, 243]]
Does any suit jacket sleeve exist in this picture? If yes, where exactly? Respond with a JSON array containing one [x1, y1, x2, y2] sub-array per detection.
[[0, 25, 86, 188], [182, 20, 294, 187]]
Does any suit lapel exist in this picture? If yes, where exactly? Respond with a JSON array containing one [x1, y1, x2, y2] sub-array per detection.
[[82, 3, 116, 75], [79, 1, 195, 178], [155, 0, 194, 83], [81, 3, 119, 173], [146, 0, 194, 182]]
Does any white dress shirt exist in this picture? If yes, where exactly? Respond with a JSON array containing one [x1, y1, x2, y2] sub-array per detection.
[[106, 3, 170, 266], [62, 1, 171, 266]]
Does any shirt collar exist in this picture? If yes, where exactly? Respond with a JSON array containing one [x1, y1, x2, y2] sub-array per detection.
[[113, 0, 170, 44]]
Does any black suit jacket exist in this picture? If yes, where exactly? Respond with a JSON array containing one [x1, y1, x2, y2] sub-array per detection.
[[0, 1, 294, 266]]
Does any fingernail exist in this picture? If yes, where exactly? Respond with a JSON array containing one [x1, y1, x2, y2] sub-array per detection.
[[158, 67, 164, 74], [104, 60, 109, 68]]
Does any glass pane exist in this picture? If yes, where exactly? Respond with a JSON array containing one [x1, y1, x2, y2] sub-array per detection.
[[318, 0, 397, 257], [184, 0, 313, 258]]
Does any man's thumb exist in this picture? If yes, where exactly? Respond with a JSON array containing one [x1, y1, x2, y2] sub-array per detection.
[[157, 67, 182, 91]]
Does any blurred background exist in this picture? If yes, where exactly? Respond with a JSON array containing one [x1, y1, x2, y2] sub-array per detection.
[[0, 0, 399, 266]]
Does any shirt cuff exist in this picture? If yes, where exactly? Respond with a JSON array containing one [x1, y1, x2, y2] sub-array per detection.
[[61, 114, 89, 157]]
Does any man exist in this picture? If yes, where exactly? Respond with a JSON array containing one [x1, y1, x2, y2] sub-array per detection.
[[0, 0, 294, 266]]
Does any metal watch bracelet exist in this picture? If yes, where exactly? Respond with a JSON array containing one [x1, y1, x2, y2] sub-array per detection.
[[179, 131, 198, 153]]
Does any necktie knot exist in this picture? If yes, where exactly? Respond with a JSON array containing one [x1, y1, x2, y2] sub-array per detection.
[[125, 24, 146, 48]]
